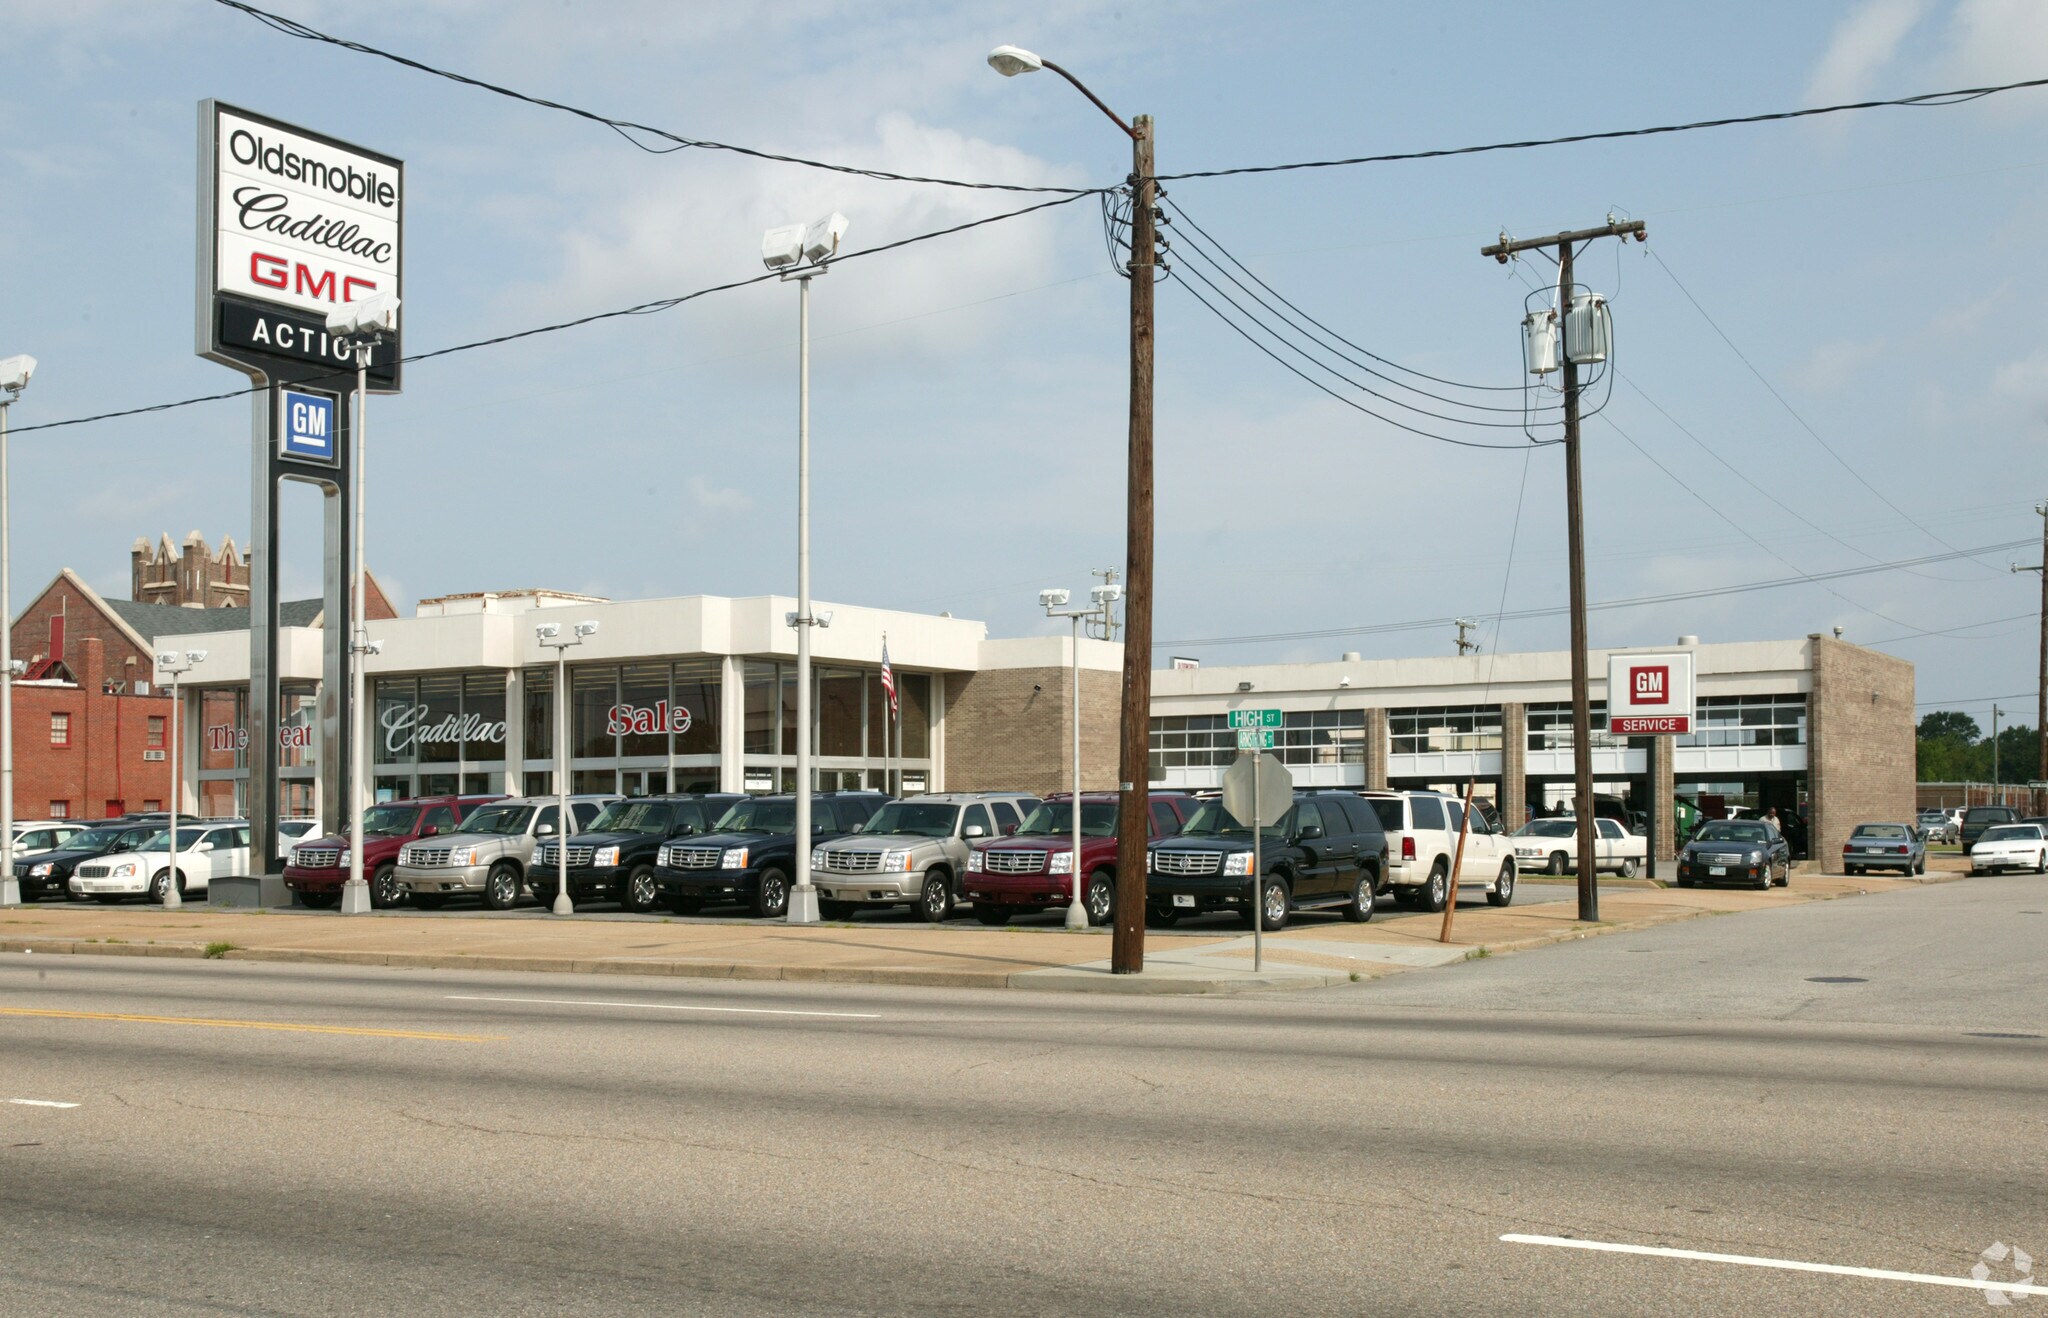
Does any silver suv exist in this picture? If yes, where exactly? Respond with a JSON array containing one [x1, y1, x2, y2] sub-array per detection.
[[812, 791, 1039, 923], [395, 794, 618, 909]]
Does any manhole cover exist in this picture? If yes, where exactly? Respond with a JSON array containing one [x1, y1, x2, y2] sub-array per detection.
[[1965, 1032, 2043, 1040], [1805, 976, 1868, 984]]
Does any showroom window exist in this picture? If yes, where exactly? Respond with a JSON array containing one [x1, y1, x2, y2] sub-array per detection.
[[1676, 694, 1807, 748], [1389, 706, 1502, 754], [1525, 702, 1626, 751]]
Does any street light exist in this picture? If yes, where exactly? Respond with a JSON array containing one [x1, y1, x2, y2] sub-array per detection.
[[154, 649, 206, 909], [0, 354, 32, 910], [762, 212, 848, 926], [324, 293, 399, 916], [1041, 583, 1122, 929], [537, 620, 598, 915], [991, 46, 1155, 973]]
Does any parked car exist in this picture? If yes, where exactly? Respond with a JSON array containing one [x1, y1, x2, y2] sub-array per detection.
[[1968, 823, 2047, 876], [1962, 805, 2022, 852], [11, 821, 163, 901], [284, 794, 502, 909], [811, 791, 1039, 923], [1674, 819, 1790, 890], [1146, 791, 1389, 930], [70, 820, 253, 904], [1508, 817, 1648, 877], [276, 817, 322, 860], [653, 791, 889, 918], [9, 821, 86, 859], [1357, 789, 1515, 911], [1916, 809, 1956, 845], [962, 791, 1194, 926], [1842, 822, 1926, 877], [397, 793, 617, 909], [525, 793, 741, 912]]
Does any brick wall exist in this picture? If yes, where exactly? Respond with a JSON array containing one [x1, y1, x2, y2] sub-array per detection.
[[12, 573, 150, 681], [946, 665, 1120, 796], [11, 637, 174, 819], [1808, 635, 1916, 864], [1500, 703, 1528, 830], [1363, 707, 1390, 789]]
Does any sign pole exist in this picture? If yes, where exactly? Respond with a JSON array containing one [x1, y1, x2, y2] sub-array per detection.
[[1439, 781, 1475, 944], [1251, 751, 1262, 973]]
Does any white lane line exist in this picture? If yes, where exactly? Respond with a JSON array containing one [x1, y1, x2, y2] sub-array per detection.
[[1502, 1234, 2048, 1298], [443, 995, 882, 1020], [7, 1099, 80, 1109]]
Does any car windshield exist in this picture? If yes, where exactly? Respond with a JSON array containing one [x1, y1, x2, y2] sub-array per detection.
[[861, 801, 959, 838], [1982, 825, 2042, 842], [1016, 802, 1120, 838], [714, 800, 795, 835], [279, 821, 317, 838], [460, 805, 535, 836], [1695, 822, 1770, 844], [1515, 820, 1577, 839], [587, 801, 674, 835], [1179, 800, 1293, 838], [137, 827, 208, 852], [67, 827, 127, 850], [1853, 824, 1910, 840], [361, 804, 420, 838], [1965, 809, 2014, 822]]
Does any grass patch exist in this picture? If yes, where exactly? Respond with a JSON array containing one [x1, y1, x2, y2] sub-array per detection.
[[1465, 946, 1492, 960], [202, 940, 237, 959], [1349, 971, 1362, 982], [103, 937, 126, 945]]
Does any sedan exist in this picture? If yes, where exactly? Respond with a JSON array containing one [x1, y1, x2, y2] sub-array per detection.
[[1916, 811, 1955, 845], [1674, 820, 1790, 890], [1843, 822, 1925, 877], [1969, 823, 2048, 876]]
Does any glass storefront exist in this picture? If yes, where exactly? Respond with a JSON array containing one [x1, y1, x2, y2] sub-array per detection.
[[193, 683, 318, 819], [737, 659, 930, 794], [374, 672, 509, 800]]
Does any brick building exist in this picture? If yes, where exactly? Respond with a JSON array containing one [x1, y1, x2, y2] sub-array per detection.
[[10, 635, 172, 820], [131, 531, 250, 609]]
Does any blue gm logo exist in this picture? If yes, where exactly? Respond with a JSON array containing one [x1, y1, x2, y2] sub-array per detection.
[[280, 389, 337, 464]]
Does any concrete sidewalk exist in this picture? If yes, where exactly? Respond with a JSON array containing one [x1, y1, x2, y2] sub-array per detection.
[[0, 868, 1954, 994]]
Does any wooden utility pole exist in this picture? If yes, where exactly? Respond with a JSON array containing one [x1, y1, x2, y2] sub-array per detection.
[[1439, 782, 1476, 944], [1480, 219, 1646, 923], [2017, 500, 2046, 811], [1112, 115, 1157, 973]]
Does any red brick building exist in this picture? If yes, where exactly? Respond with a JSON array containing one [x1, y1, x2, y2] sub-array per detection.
[[12, 635, 172, 820]]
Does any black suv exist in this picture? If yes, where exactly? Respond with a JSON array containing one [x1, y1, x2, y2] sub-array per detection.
[[526, 793, 742, 913], [1962, 805, 2021, 852], [653, 791, 890, 918], [1146, 791, 1389, 929], [12, 820, 165, 901]]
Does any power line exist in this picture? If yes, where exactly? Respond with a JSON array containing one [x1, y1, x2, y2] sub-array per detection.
[[1917, 691, 2033, 708], [1157, 74, 2048, 182], [214, 0, 1096, 195]]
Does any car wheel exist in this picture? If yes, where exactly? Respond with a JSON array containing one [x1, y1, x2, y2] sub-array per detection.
[[1546, 851, 1569, 877], [752, 868, 789, 919], [148, 869, 182, 904], [1487, 861, 1516, 907], [1342, 873, 1376, 923], [1244, 877, 1289, 931], [1421, 860, 1449, 912], [298, 890, 338, 910], [820, 899, 858, 921], [1619, 857, 1638, 879], [973, 906, 1010, 927], [369, 864, 404, 909], [620, 865, 661, 914], [2037, 849, 2047, 875], [1084, 870, 1115, 927], [412, 894, 446, 910], [483, 864, 523, 911], [919, 872, 954, 924], [1754, 867, 1771, 891]]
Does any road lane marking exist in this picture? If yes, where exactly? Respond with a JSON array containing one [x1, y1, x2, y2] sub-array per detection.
[[0, 1007, 497, 1043], [444, 994, 882, 1020], [7, 1099, 79, 1109], [1502, 1234, 2048, 1298]]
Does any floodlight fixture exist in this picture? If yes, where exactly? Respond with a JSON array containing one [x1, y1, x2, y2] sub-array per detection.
[[987, 45, 1044, 76], [156, 651, 180, 669], [1039, 588, 1071, 610], [186, 650, 208, 665], [1090, 584, 1123, 606], [573, 621, 600, 639], [324, 293, 400, 338], [0, 355, 35, 394], [535, 622, 561, 642], [802, 213, 849, 265], [762, 223, 807, 270]]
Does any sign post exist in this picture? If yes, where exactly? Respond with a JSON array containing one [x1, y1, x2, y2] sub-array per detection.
[[1221, 740, 1292, 973]]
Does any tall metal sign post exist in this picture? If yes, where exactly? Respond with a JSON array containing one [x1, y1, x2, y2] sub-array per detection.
[[195, 101, 402, 903], [1223, 712, 1290, 973]]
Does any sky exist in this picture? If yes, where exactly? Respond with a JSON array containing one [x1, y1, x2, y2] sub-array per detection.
[[1, 0, 2044, 727]]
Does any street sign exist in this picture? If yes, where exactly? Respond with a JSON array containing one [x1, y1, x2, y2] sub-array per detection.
[[1221, 752, 1293, 828], [1606, 650, 1697, 735], [1228, 708, 1282, 729], [1235, 728, 1275, 750]]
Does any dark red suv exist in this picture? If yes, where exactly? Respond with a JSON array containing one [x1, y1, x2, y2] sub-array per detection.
[[961, 791, 1194, 926], [283, 795, 501, 909]]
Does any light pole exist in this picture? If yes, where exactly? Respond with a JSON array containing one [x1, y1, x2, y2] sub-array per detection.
[[762, 213, 848, 926], [1041, 583, 1122, 928], [991, 45, 1155, 973], [537, 620, 598, 916], [324, 294, 399, 916], [0, 354, 34, 910], [154, 649, 206, 909]]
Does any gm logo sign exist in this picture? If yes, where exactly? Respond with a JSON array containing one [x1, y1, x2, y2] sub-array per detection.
[[279, 388, 338, 465], [1630, 665, 1670, 705]]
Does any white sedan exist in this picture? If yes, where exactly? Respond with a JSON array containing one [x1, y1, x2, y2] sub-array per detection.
[[70, 822, 252, 904], [1969, 823, 2048, 876], [1510, 816, 1649, 877]]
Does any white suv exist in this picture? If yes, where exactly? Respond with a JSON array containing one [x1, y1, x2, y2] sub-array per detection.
[[1356, 790, 1515, 911], [71, 820, 253, 904]]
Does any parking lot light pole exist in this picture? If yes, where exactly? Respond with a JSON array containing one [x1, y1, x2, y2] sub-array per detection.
[[990, 46, 1154, 973], [537, 621, 597, 916], [0, 356, 33, 909], [155, 649, 205, 909]]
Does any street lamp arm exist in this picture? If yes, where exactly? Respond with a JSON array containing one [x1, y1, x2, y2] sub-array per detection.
[[1037, 58, 1138, 140]]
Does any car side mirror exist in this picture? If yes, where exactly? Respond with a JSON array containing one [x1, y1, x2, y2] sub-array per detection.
[[421, 825, 439, 838], [196, 841, 215, 852], [848, 822, 864, 834], [964, 824, 987, 839], [1003, 823, 1018, 836], [1297, 825, 1323, 841], [537, 822, 557, 836]]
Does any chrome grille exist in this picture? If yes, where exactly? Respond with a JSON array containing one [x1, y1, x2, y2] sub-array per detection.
[[406, 846, 454, 867], [1153, 850, 1222, 876], [816, 849, 880, 873], [294, 847, 340, 869], [662, 845, 721, 869], [537, 844, 594, 868], [76, 863, 110, 879], [1701, 853, 1743, 866], [983, 850, 1046, 875]]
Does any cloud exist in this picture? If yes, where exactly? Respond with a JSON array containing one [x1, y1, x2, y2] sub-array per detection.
[[688, 476, 752, 515], [1992, 347, 2048, 399], [1804, 0, 1929, 105], [1789, 338, 1887, 393], [1936, 0, 2048, 88]]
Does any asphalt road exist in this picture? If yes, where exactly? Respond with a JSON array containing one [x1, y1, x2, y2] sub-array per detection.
[[1, 875, 2043, 1315]]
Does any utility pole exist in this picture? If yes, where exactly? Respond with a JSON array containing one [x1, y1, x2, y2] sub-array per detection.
[[2014, 499, 2046, 811], [1481, 219, 1646, 923], [1993, 702, 2005, 804], [1454, 618, 1480, 656]]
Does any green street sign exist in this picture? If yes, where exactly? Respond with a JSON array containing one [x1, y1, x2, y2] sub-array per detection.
[[1228, 709, 1282, 729], [1235, 727, 1276, 750]]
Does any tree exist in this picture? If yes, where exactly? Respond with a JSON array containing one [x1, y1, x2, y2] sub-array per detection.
[[1918, 711, 1981, 745], [1917, 709, 1982, 781]]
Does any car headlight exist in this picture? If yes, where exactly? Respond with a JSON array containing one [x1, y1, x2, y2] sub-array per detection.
[[966, 851, 984, 872], [112, 863, 136, 878], [1747, 850, 1763, 864], [447, 846, 478, 866], [1048, 850, 1076, 874], [880, 849, 915, 872], [1222, 852, 1255, 876], [30, 862, 52, 877], [337, 849, 350, 870], [1145, 850, 1157, 871], [594, 845, 620, 867], [722, 847, 749, 869]]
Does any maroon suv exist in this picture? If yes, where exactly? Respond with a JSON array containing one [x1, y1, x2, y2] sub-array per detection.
[[961, 791, 1194, 926], [283, 795, 501, 909]]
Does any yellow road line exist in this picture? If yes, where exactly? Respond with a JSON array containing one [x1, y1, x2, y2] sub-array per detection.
[[0, 1006, 497, 1043]]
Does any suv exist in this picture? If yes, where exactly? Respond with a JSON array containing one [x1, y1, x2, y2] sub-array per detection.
[[71, 820, 253, 904], [1357, 790, 1516, 911], [395, 794, 618, 909], [963, 791, 1194, 926], [526, 793, 741, 913], [653, 791, 889, 919], [1146, 792, 1388, 930], [1962, 805, 2021, 852], [812, 791, 1040, 923], [284, 795, 501, 909], [12, 820, 164, 901]]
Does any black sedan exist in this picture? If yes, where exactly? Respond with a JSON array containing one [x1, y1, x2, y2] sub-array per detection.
[[11, 821, 163, 900], [1674, 820, 1791, 890]]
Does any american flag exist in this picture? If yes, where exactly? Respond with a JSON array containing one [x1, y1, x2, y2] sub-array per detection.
[[879, 638, 898, 718]]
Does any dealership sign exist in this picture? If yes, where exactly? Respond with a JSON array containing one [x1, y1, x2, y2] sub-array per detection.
[[607, 702, 692, 737], [198, 101, 403, 389], [381, 706, 506, 757], [1605, 651, 1696, 735], [205, 722, 315, 753]]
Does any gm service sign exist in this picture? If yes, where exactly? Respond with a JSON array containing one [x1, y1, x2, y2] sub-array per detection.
[[198, 101, 403, 391], [1605, 650, 1697, 736], [279, 388, 338, 466]]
